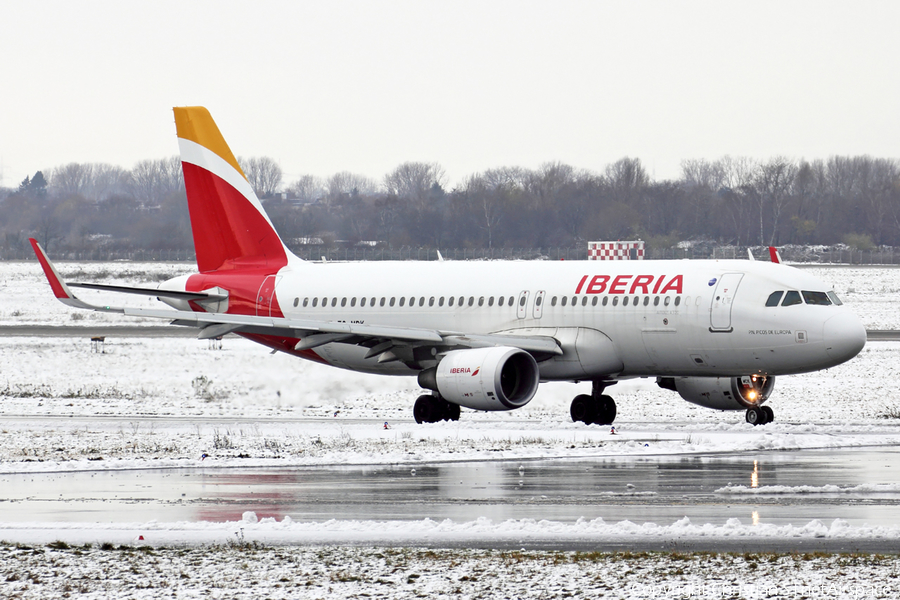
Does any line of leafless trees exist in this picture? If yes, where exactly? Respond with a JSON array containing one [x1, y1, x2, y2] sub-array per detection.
[[2, 153, 898, 258]]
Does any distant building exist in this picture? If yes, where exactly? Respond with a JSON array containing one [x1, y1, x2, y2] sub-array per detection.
[[588, 241, 644, 260]]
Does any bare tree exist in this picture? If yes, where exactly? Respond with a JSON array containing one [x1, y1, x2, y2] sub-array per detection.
[[129, 157, 183, 206], [288, 175, 326, 204], [383, 162, 446, 206], [238, 156, 283, 198], [326, 171, 379, 204]]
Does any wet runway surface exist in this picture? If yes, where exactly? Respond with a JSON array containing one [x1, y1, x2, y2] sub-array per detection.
[[4, 448, 900, 529]]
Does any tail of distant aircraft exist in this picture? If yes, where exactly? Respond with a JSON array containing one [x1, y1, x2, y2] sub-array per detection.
[[174, 107, 294, 273]]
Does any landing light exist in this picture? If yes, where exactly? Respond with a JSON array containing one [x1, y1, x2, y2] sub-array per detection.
[[747, 391, 758, 401]]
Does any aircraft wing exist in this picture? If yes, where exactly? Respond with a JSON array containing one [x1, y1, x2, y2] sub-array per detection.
[[29, 238, 562, 357]]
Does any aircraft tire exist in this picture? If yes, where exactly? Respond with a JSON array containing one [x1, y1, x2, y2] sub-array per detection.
[[761, 405, 774, 423], [745, 406, 767, 425], [414, 395, 436, 424], [594, 395, 617, 425], [445, 401, 461, 422], [570, 394, 594, 424]]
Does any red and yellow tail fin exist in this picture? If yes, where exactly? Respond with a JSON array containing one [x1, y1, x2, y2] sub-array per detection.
[[174, 107, 292, 273]]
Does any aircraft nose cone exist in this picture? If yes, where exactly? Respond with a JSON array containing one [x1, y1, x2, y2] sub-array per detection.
[[823, 312, 866, 364]]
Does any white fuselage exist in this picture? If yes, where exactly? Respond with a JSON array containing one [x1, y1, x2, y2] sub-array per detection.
[[268, 258, 866, 381]]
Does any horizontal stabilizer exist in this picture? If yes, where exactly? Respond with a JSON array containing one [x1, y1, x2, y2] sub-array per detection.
[[68, 282, 227, 302]]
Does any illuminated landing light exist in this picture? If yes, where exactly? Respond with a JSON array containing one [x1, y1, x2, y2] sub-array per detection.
[[752, 511, 760, 526], [747, 390, 758, 402], [751, 460, 759, 488]]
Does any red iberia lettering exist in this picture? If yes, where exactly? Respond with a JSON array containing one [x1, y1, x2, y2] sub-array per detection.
[[659, 275, 683, 294], [575, 275, 588, 294], [587, 275, 609, 294], [652, 275, 665, 294], [609, 275, 632, 294], [449, 367, 472, 374], [629, 274, 654, 294]]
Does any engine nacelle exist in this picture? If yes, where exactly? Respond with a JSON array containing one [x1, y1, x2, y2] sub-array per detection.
[[418, 347, 540, 411], [657, 375, 776, 411]]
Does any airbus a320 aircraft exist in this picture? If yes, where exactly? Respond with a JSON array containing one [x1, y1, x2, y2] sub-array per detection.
[[31, 107, 867, 426]]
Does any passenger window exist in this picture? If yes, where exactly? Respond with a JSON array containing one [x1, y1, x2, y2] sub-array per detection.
[[674, 296, 681, 307], [623, 296, 629, 306], [293, 298, 299, 307], [489, 296, 495, 307], [389, 297, 395, 307], [399, 297, 406, 307], [664, 296, 670, 306], [478, 297, 484, 307], [519, 295, 526, 307], [602, 296, 608, 306], [653, 296, 660, 306], [459, 296, 465, 306], [581, 296, 588, 306], [341, 298, 347, 307], [322, 297, 328, 307], [802, 291, 832, 306], [782, 291, 802, 306], [312, 298, 318, 307], [350, 298, 356, 307], [498, 296, 505, 307], [561, 296, 568, 307], [438, 297, 444, 307], [410, 297, 416, 307], [371, 297, 376, 306], [360, 297, 366, 307], [303, 298, 309, 308], [448, 296, 455, 307], [551, 296, 558, 307], [765, 291, 783, 307], [592, 296, 598, 306], [331, 298, 338, 307], [469, 297, 475, 307], [419, 297, 425, 307], [612, 297, 619, 306], [508, 296, 514, 306], [643, 296, 649, 306], [380, 297, 386, 307], [570, 296, 576, 306], [827, 291, 843, 306]]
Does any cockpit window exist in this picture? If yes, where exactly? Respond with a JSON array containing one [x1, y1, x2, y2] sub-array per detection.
[[827, 291, 843, 306], [781, 290, 802, 306], [802, 291, 832, 306], [765, 291, 783, 307]]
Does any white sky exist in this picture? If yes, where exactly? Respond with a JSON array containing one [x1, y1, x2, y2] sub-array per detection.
[[1, 0, 898, 190]]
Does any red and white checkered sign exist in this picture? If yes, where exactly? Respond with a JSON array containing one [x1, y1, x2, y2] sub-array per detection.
[[588, 241, 644, 260]]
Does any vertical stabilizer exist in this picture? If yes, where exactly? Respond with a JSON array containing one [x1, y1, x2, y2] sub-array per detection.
[[174, 106, 292, 273]]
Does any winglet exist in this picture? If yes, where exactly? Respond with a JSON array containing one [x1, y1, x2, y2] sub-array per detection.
[[747, 248, 755, 261], [768, 246, 782, 264], [29, 238, 116, 311]]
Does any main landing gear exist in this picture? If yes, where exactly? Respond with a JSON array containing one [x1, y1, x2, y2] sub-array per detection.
[[570, 381, 617, 425], [413, 394, 461, 424], [745, 405, 775, 425]]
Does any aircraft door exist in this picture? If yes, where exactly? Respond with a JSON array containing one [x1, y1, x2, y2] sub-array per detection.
[[709, 273, 743, 332], [533, 290, 545, 319], [256, 275, 279, 317], [516, 290, 530, 319]]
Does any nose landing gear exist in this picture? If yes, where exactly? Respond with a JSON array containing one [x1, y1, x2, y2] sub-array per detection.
[[570, 381, 617, 425], [745, 405, 775, 425]]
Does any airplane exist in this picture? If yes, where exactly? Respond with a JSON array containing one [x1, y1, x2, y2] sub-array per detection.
[[30, 107, 867, 426]]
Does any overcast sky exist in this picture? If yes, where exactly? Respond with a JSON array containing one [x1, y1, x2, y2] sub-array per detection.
[[1, 0, 898, 190]]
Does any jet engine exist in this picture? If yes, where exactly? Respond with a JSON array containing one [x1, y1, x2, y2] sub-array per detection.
[[417, 346, 540, 411], [657, 375, 775, 411]]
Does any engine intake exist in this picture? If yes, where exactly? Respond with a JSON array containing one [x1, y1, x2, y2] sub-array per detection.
[[658, 375, 775, 411], [418, 346, 540, 411]]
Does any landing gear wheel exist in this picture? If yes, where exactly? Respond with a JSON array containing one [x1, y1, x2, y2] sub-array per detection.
[[745, 406, 769, 425], [444, 402, 461, 422], [414, 395, 460, 424], [570, 394, 594, 424], [761, 405, 774, 423], [414, 395, 436, 424], [595, 395, 617, 425]]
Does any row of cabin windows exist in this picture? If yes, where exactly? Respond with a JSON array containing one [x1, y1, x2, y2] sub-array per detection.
[[764, 290, 843, 307], [292, 294, 683, 309]]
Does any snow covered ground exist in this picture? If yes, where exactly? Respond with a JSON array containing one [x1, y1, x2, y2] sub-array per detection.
[[2, 260, 900, 596], [4, 542, 898, 599]]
